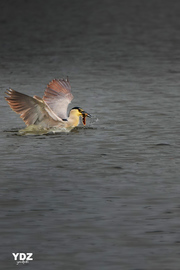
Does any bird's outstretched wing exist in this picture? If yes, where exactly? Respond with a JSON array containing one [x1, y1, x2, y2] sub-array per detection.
[[5, 89, 63, 127], [43, 78, 73, 120]]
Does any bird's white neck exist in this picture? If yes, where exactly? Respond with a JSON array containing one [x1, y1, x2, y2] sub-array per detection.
[[66, 110, 81, 127]]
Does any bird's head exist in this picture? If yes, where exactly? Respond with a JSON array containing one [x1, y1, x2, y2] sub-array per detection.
[[70, 107, 91, 125]]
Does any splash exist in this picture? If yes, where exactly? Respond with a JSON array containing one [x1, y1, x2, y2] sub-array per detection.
[[89, 115, 99, 127]]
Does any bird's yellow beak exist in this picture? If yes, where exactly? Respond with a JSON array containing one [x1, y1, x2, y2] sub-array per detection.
[[81, 111, 91, 125]]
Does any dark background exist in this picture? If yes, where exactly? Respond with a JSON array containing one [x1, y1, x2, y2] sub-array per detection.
[[1, 1, 180, 270]]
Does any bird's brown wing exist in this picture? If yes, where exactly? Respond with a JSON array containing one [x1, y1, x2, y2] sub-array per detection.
[[43, 78, 73, 120], [5, 89, 63, 127]]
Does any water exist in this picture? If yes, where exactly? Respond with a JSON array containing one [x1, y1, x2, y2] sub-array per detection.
[[1, 0, 180, 269]]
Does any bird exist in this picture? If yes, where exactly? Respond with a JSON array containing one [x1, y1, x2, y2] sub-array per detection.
[[5, 77, 91, 132]]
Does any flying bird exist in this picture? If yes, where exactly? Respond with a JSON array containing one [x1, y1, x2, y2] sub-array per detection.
[[5, 78, 91, 132]]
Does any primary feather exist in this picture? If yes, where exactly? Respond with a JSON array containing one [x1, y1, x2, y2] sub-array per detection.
[[5, 88, 63, 127], [43, 78, 73, 120]]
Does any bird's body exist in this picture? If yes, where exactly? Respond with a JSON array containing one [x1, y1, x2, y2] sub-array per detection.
[[5, 78, 90, 132]]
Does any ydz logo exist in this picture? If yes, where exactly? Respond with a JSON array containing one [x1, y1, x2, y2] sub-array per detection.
[[12, 253, 33, 265]]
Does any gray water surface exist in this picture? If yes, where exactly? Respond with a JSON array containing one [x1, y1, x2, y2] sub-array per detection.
[[1, 1, 180, 269]]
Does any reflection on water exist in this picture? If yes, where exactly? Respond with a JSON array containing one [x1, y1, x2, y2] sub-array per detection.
[[1, 0, 180, 269]]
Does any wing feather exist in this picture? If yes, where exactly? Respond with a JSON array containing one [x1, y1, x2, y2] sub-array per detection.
[[43, 78, 73, 119], [5, 89, 62, 127]]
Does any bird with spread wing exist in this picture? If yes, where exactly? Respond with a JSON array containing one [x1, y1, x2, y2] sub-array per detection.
[[5, 77, 91, 131]]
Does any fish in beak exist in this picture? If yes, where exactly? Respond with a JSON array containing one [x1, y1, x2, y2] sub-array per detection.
[[81, 111, 91, 125]]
